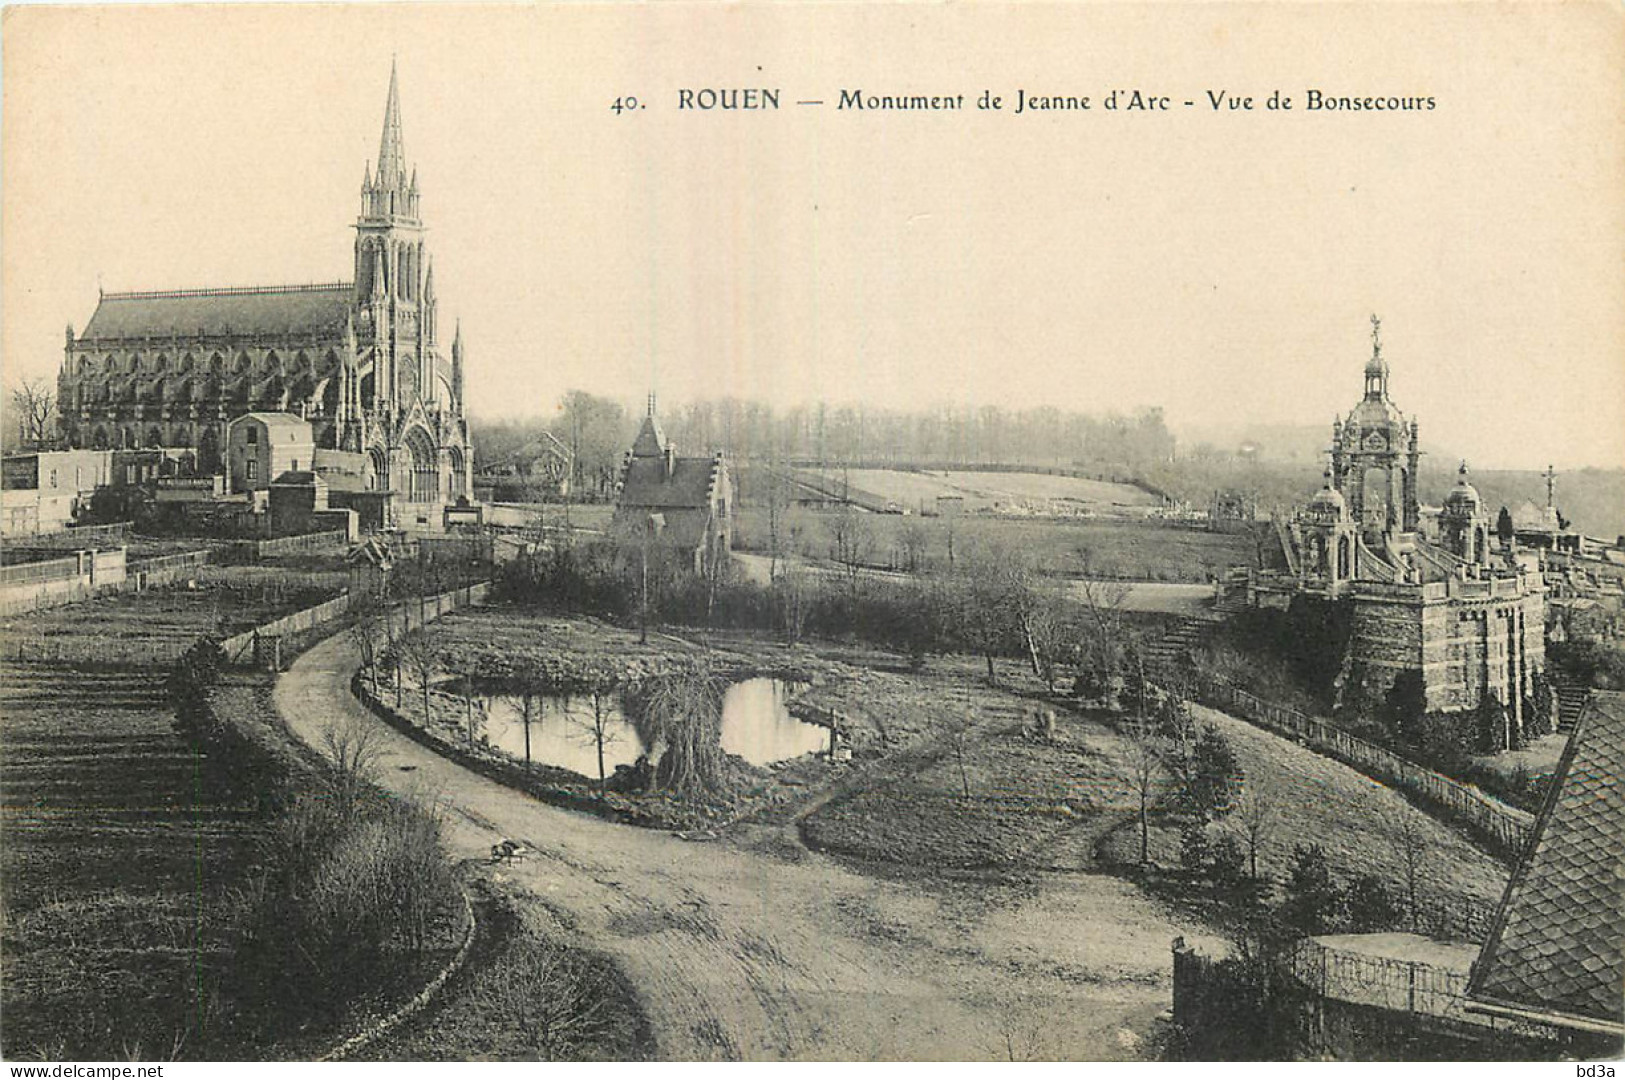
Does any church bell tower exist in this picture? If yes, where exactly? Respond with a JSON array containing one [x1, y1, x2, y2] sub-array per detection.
[[355, 59, 427, 416]]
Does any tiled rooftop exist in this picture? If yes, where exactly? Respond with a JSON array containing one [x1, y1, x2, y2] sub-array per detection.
[[1467, 690, 1625, 1033]]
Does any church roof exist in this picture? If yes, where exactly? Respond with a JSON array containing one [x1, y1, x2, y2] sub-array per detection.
[[631, 412, 669, 458], [79, 285, 354, 342], [1466, 691, 1625, 1035], [618, 455, 721, 510], [231, 412, 314, 432]]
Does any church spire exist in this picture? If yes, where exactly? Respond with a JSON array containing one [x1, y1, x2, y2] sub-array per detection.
[[451, 318, 465, 406], [377, 57, 406, 189], [632, 392, 669, 458]]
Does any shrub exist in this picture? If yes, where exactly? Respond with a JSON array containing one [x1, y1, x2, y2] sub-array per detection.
[[228, 791, 459, 1038], [1345, 873, 1402, 932], [1210, 834, 1248, 895], [1184, 724, 1244, 820], [1180, 822, 1212, 876], [1279, 843, 1343, 937]]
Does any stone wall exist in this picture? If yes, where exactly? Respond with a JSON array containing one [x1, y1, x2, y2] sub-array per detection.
[[1346, 574, 1545, 736]]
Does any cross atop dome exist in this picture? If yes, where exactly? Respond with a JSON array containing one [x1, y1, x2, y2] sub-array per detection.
[[1364, 312, 1390, 400]]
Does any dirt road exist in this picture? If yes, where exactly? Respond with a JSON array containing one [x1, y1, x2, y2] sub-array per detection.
[[275, 631, 1225, 1060]]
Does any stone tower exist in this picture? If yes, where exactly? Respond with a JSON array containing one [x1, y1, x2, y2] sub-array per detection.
[[1330, 315, 1421, 540]]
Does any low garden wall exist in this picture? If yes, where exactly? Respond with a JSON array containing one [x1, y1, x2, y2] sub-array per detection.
[[218, 582, 490, 667]]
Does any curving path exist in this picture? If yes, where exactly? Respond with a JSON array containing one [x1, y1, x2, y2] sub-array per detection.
[[275, 630, 1225, 1060]]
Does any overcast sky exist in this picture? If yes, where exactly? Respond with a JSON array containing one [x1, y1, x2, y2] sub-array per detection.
[[4, 3, 1622, 469]]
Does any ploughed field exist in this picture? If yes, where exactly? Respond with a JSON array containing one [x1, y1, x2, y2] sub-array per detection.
[[0, 576, 342, 659], [0, 660, 257, 1058], [0, 579, 340, 1056]]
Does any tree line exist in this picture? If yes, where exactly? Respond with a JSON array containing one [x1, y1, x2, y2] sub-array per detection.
[[472, 391, 1178, 497]]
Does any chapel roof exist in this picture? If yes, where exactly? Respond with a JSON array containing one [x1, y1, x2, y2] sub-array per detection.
[[79, 285, 354, 342], [617, 454, 722, 510]]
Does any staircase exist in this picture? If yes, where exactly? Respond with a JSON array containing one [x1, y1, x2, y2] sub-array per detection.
[[1144, 615, 1212, 682], [1274, 516, 1300, 576], [1213, 573, 1250, 616]]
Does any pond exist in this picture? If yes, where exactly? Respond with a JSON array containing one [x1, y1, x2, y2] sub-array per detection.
[[477, 677, 827, 779]]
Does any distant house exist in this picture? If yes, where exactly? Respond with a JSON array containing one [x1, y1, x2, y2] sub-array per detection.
[[1464, 691, 1624, 1055], [478, 430, 573, 497], [226, 413, 315, 495], [612, 398, 731, 576], [0, 449, 112, 536]]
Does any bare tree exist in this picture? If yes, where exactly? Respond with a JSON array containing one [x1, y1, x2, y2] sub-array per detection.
[[1020, 582, 1074, 693], [348, 596, 389, 698], [1074, 577, 1131, 697], [776, 565, 814, 644], [1384, 802, 1429, 931], [897, 518, 931, 574], [506, 688, 540, 772], [1123, 714, 1165, 866], [568, 677, 624, 796], [987, 993, 1059, 1061], [829, 505, 873, 586], [764, 461, 791, 581], [321, 715, 386, 814], [954, 542, 1030, 685], [9, 376, 56, 450], [395, 627, 441, 730], [1231, 780, 1278, 880], [521, 506, 548, 578]]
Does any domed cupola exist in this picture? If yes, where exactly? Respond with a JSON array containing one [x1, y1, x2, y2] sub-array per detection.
[[1443, 460, 1482, 517], [1307, 470, 1349, 523], [1440, 460, 1491, 564]]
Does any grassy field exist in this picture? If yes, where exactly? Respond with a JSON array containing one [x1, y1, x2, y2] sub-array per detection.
[[731, 510, 1258, 583], [801, 705, 1163, 871], [814, 468, 1161, 514], [1093, 704, 1511, 915], [423, 606, 1509, 913]]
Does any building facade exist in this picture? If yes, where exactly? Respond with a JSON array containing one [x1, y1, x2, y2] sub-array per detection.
[[1248, 319, 1545, 745], [0, 449, 114, 537], [613, 397, 733, 576], [54, 63, 473, 525]]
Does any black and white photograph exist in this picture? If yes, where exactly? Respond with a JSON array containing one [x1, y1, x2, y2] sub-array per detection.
[[1, 1, 1621, 1065]]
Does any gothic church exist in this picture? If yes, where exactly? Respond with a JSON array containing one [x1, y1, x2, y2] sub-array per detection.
[[55, 63, 473, 512]]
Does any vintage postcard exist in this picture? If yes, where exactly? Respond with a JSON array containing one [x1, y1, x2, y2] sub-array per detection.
[[1, 1, 1621, 1066]]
